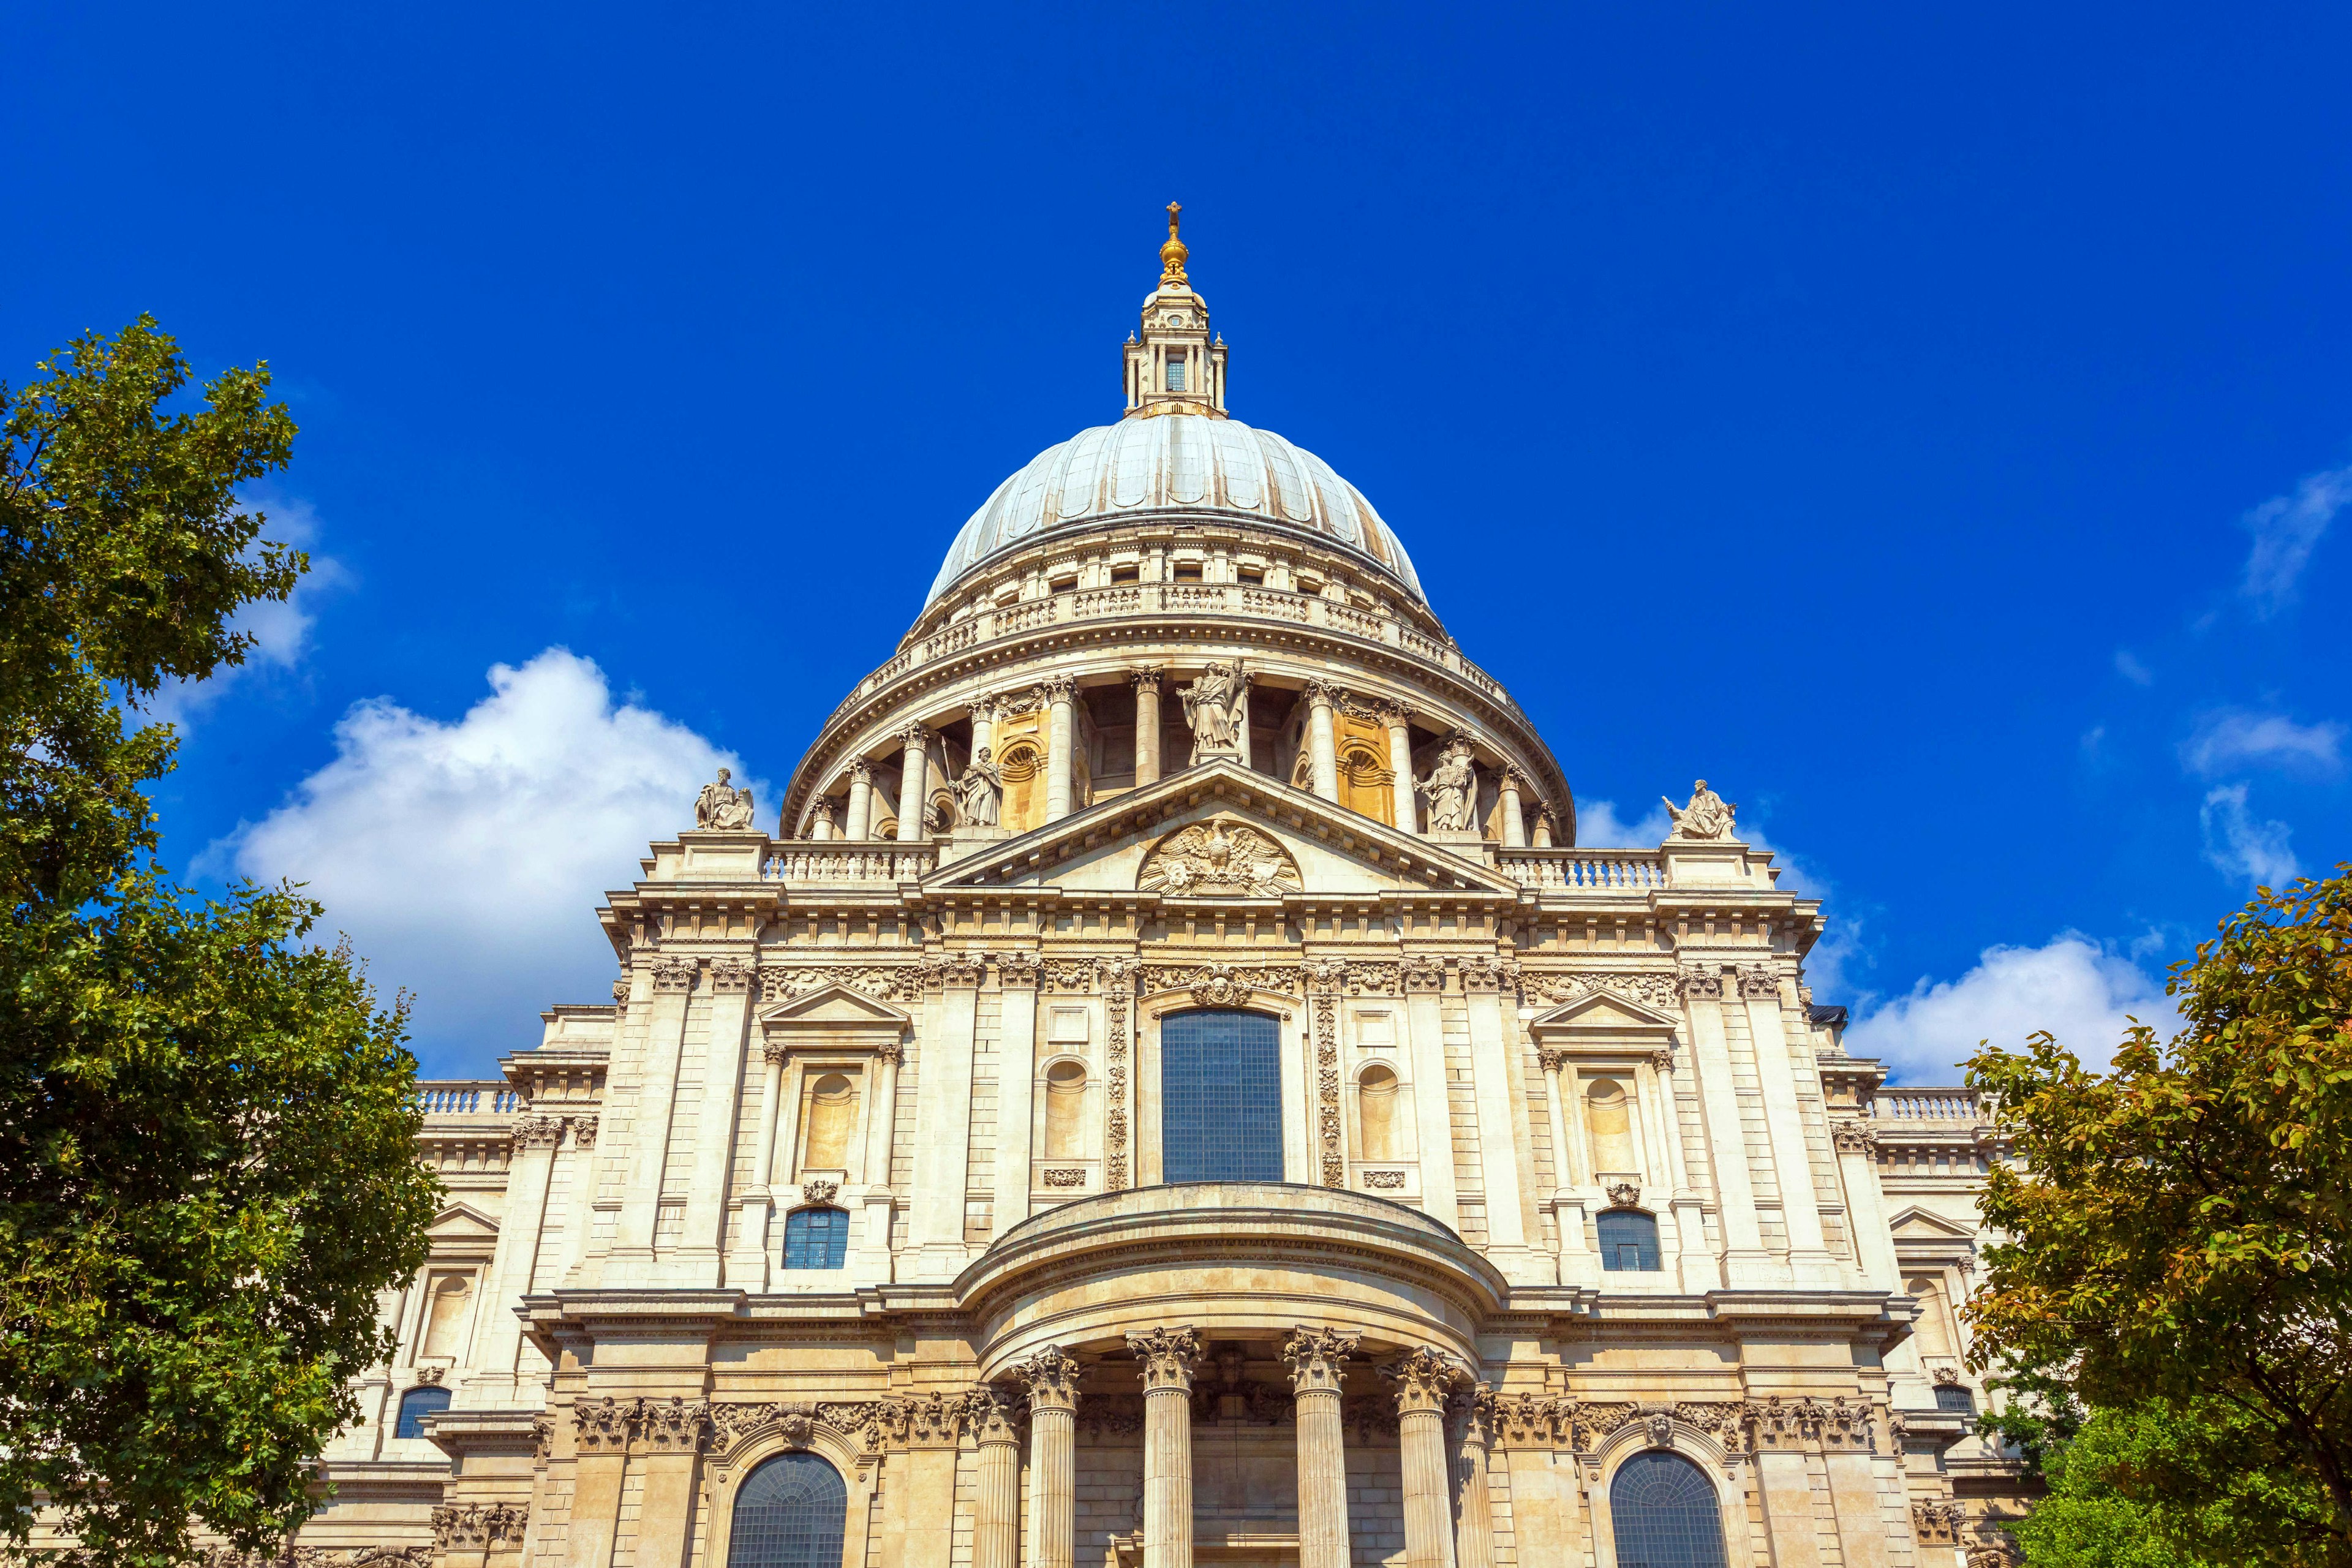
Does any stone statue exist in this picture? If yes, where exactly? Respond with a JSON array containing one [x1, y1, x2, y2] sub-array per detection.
[[1661, 778, 1737, 841], [953, 746, 1003, 827], [1179, 662, 1249, 759], [1414, 737, 1479, 832], [695, 767, 756, 831]]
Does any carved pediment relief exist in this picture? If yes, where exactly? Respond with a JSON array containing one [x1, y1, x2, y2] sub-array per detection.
[[1137, 816, 1302, 897], [755, 982, 911, 1030]]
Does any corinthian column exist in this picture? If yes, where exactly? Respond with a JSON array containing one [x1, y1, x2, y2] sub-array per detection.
[[1019, 1346, 1082, 1568], [897, 725, 932, 842], [1305, 681, 1341, 802], [1452, 1387, 1498, 1568], [1496, 768, 1526, 848], [970, 1386, 1024, 1568], [1132, 669, 1163, 786], [1379, 702, 1415, 831], [845, 759, 873, 840], [1044, 677, 1078, 821], [1383, 1349, 1464, 1568], [1282, 1328, 1359, 1568], [1128, 1326, 1202, 1568]]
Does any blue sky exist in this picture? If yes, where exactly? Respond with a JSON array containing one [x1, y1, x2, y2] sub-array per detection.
[[8, 3, 2348, 1081]]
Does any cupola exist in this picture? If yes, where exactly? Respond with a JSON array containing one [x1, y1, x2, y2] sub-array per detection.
[[1122, 203, 1227, 418]]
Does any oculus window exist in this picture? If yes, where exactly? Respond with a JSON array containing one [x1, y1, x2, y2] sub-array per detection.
[[726, 1452, 847, 1568], [1597, 1209, 1662, 1272], [394, 1385, 451, 1439], [782, 1207, 849, 1270], [1160, 1009, 1283, 1183], [1609, 1451, 1727, 1568]]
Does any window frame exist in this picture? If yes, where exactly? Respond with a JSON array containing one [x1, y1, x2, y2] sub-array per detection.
[[1597, 1208, 1663, 1272], [394, 1384, 452, 1440], [1158, 1008, 1286, 1186], [781, 1205, 850, 1270]]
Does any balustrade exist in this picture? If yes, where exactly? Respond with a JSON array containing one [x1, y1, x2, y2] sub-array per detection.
[[1495, 848, 1668, 891], [763, 844, 940, 884], [415, 1084, 521, 1116]]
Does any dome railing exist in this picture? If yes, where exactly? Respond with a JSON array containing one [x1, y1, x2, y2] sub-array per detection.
[[831, 582, 1513, 737]]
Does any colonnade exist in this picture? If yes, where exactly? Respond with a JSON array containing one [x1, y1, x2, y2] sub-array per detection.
[[987, 1327, 1483, 1568]]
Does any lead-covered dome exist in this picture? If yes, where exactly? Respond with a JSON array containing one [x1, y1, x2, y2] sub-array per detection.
[[927, 412, 1425, 608]]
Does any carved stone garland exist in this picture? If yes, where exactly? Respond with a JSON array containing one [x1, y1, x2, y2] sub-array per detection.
[[1103, 959, 1137, 1190], [1305, 961, 1346, 1187]]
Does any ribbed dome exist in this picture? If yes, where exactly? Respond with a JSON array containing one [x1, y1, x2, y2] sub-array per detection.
[[926, 413, 1425, 607]]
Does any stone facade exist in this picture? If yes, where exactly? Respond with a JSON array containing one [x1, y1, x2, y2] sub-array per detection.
[[285, 222, 2030, 1568]]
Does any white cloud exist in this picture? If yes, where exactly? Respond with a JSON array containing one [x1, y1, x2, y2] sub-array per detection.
[[1574, 797, 1672, 847], [206, 648, 759, 1071], [2180, 708, 2345, 778], [2199, 782, 2299, 888], [2240, 461, 2352, 616], [2113, 649, 2154, 686], [147, 492, 349, 723], [1844, 934, 2176, 1080]]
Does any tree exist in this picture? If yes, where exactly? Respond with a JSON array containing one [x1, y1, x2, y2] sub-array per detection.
[[1966, 866, 2352, 1568], [0, 318, 442, 1568]]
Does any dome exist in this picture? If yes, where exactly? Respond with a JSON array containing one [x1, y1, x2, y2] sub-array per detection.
[[925, 413, 1427, 608]]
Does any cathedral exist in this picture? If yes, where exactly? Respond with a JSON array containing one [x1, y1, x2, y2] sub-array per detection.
[[303, 213, 2026, 1568]]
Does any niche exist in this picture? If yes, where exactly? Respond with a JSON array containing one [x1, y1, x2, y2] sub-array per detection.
[[1585, 1077, 1638, 1173], [1044, 1061, 1088, 1158], [419, 1273, 472, 1360], [801, 1072, 860, 1173], [1357, 1063, 1403, 1161]]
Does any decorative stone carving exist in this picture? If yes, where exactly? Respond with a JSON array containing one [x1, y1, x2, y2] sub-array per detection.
[[635, 1396, 710, 1452], [965, 1384, 1025, 1444], [1648, 1049, 1676, 1074], [1042, 1168, 1086, 1187], [1076, 1395, 1146, 1437], [650, 957, 695, 993], [763, 1041, 793, 1067], [1676, 967, 1724, 1001], [573, 1396, 633, 1452], [954, 747, 1003, 827], [995, 950, 1042, 987], [1661, 778, 1736, 841], [775, 1411, 815, 1449], [1452, 1384, 1502, 1447], [1362, 1170, 1406, 1189], [1645, 1411, 1675, 1447], [1179, 662, 1250, 759], [921, 951, 988, 990], [531, 1411, 554, 1458], [1521, 970, 1682, 1013], [1831, 1121, 1879, 1154], [511, 1114, 564, 1148], [1414, 735, 1479, 832], [758, 964, 919, 1003], [1401, 954, 1447, 992], [412, 1363, 446, 1386], [1126, 1325, 1203, 1391], [1605, 1180, 1642, 1209], [1536, 1047, 1569, 1074], [1736, 963, 1781, 1000], [1017, 1344, 1083, 1412], [432, 1504, 528, 1550], [708, 956, 753, 993], [1137, 818, 1300, 897], [695, 767, 758, 831], [1281, 1327, 1360, 1393], [1312, 989, 1343, 1186], [801, 1178, 840, 1207], [1913, 1500, 1967, 1542], [1379, 1347, 1464, 1414], [1130, 668, 1161, 696], [611, 976, 630, 1008], [1457, 954, 1517, 992]]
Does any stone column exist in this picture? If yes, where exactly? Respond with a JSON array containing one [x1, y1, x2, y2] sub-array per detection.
[[680, 957, 756, 1281], [1044, 677, 1077, 821], [1680, 965, 1773, 1287], [1536, 1049, 1593, 1286], [1133, 670, 1163, 786], [971, 696, 996, 763], [1282, 1328, 1359, 1568], [1750, 1406, 1826, 1568], [1383, 1349, 1463, 1568], [845, 760, 873, 840], [1019, 1346, 1082, 1568], [462, 1110, 562, 1404], [1453, 1387, 1498, 1568], [1381, 703, 1416, 831], [898, 726, 932, 842], [1833, 1122, 1899, 1290], [970, 1387, 1025, 1568], [1305, 681, 1341, 802], [1740, 963, 1839, 1285], [993, 954, 1041, 1234], [628, 1398, 708, 1568], [609, 957, 695, 1283], [564, 1398, 635, 1568], [1128, 1327, 1202, 1568], [726, 1040, 790, 1286], [854, 1039, 903, 1279], [1496, 769, 1526, 848]]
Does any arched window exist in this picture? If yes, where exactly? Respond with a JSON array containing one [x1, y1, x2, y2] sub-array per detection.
[[1597, 1209, 1662, 1272], [1044, 1061, 1088, 1158], [1356, 1064, 1402, 1161], [1160, 1009, 1283, 1183], [394, 1385, 451, 1439], [1934, 1383, 1977, 1415], [1610, 1450, 1726, 1568], [782, 1207, 849, 1270], [727, 1452, 847, 1568]]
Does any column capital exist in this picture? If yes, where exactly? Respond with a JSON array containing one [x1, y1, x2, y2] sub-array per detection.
[[762, 1040, 792, 1067], [850, 757, 872, 785], [1500, 764, 1532, 793], [995, 951, 1042, 989], [1536, 1046, 1569, 1075], [1737, 962, 1783, 1000], [1373, 698, 1414, 729], [1449, 1384, 1501, 1447], [898, 722, 932, 747], [1379, 1348, 1466, 1415], [1016, 1344, 1084, 1414], [1677, 965, 1725, 1001], [1280, 1327, 1360, 1394], [1042, 674, 1078, 704], [965, 1385, 1026, 1446], [1831, 1120, 1880, 1155], [512, 1114, 566, 1149], [1302, 679, 1341, 709], [1649, 1048, 1677, 1075], [1126, 1325, 1203, 1392], [922, 952, 989, 991], [1130, 667, 1163, 694]]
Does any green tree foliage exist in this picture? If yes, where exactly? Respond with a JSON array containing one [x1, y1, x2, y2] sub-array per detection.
[[0, 319, 442, 1568], [1967, 867, 2352, 1568]]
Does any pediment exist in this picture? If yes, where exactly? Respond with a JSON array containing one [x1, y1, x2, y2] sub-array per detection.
[[429, 1202, 500, 1241], [1887, 1206, 1978, 1240], [1526, 990, 1682, 1036], [755, 982, 911, 1030], [924, 759, 1518, 899]]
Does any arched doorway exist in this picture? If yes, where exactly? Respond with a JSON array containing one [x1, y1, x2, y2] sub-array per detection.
[[1610, 1450, 1727, 1568]]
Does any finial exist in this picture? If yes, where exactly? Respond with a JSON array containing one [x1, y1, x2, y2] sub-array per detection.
[[1159, 201, 1189, 286]]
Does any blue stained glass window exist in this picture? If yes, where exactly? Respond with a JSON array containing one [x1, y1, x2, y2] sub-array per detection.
[[727, 1452, 847, 1568], [1159, 1009, 1284, 1183], [1934, 1383, 1977, 1415], [1610, 1451, 1727, 1568], [1597, 1209, 1662, 1272], [782, 1207, 849, 1270], [394, 1385, 451, 1439]]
